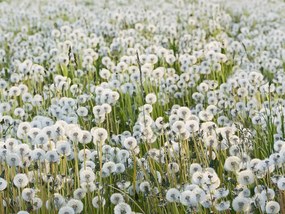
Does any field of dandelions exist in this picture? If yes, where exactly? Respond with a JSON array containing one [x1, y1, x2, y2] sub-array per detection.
[[0, 0, 285, 213]]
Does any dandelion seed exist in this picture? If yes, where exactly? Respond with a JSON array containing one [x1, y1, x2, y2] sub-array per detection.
[[168, 162, 180, 173], [73, 188, 86, 200], [172, 121, 186, 134], [123, 137, 137, 150], [139, 181, 151, 194], [77, 107, 88, 117], [214, 188, 229, 199], [224, 156, 241, 172], [92, 128, 108, 142], [45, 150, 59, 163], [92, 196, 106, 208], [180, 190, 197, 207], [22, 188, 36, 202], [13, 173, 29, 188], [32, 197, 43, 210], [192, 171, 204, 185], [0, 177, 7, 191], [215, 201, 230, 211], [265, 201, 280, 214], [58, 206, 75, 214], [145, 93, 157, 104], [261, 188, 275, 200], [67, 199, 84, 214], [114, 202, 132, 214], [80, 169, 95, 183], [115, 163, 126, 173], [110, 193, 124, 205], [232, 196, 250, 212], [31, 148, 45, 162], [237, 169, 255, 185], [6, 152, 21, 167], [81, 182, 96, 192], [56, 141, 71, 156], [204, 135, 218, 149], [166, 188, 180, 202], [277, 177, 285, 190]]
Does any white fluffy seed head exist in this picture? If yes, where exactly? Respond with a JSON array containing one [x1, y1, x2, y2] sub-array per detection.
[[265, 201, 280, 214], [166, 188, 180, 202], [114, 202, 132, 214], [237, 169, 255, 185], [110, 193, 124, 205]]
